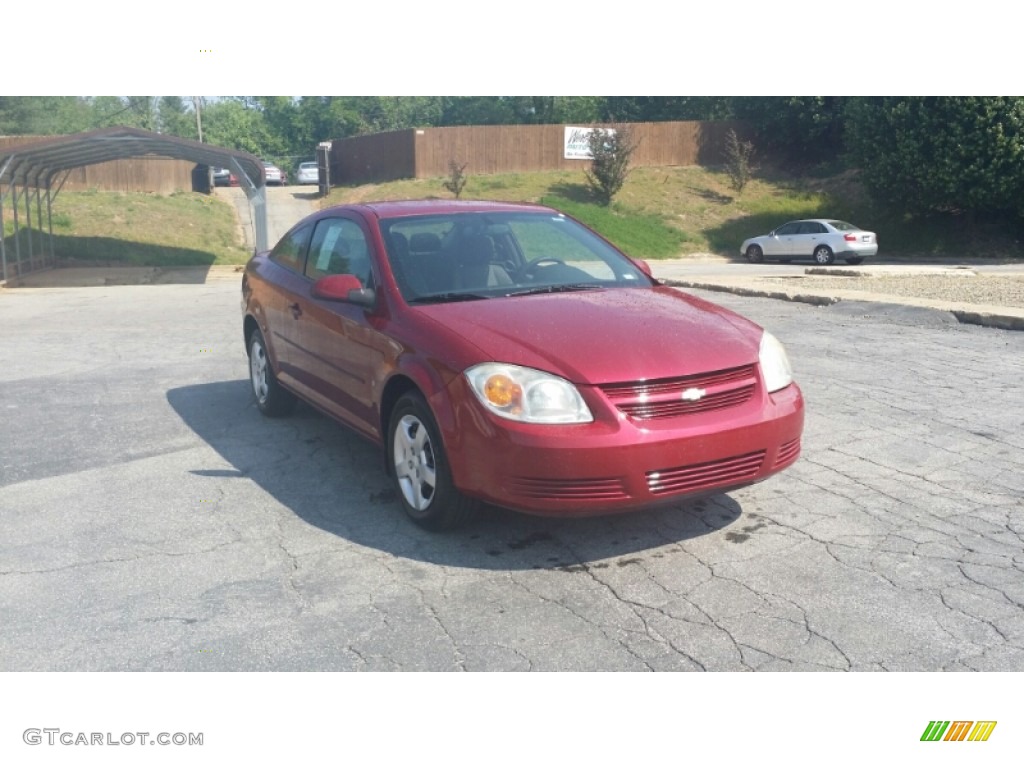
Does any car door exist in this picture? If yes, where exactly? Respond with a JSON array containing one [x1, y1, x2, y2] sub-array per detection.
[[766, 221, 801, 257], [794, 221, 827, 256], [293, 215, 388, 439], [260, 223, 314, 387]]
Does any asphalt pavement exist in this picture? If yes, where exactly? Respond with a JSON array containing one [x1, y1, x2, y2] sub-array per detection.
[[7, 255, 1023, 331], [1, 276, 1022, 671]]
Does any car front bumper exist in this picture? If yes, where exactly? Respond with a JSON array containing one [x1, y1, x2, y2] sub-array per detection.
[[442, 378, 805, 516]]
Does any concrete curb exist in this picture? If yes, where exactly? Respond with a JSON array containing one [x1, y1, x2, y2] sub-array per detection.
[[664, 279, 1024, 332], [2, 264, 245, 288]]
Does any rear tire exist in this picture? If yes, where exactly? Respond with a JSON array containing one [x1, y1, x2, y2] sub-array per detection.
[[813, 245, 835, 265], [745, 245, 764, 263], [248, 328, 296, 417], [388, 392, 477, 531]]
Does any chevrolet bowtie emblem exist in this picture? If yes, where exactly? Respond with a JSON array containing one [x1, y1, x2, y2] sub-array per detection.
[[681, 387, 706, 401]]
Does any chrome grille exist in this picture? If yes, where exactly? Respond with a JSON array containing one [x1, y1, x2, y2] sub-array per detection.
[[599, 364, 758, 420], [775, 438, 801, 468], [509, 476, 629, 502], [646, 450, 766, 496]]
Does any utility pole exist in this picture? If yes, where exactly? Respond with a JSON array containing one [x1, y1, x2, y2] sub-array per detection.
[[192, 96, 204, 142]]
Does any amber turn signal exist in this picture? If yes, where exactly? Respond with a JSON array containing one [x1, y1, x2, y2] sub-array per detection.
[[484, 374, 522, 408]]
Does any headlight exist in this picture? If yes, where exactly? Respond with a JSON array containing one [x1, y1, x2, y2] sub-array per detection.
[[759, 332, 793, 393], [465, 363, 593, 424]]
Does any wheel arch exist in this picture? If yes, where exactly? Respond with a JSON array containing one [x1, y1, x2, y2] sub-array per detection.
[[379, 355, 464, 475], [380, 374, 421, 477], [243, 313, 261, 353]]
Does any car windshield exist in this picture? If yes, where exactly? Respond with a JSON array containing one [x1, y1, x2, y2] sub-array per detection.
[[828, 220, 860, 231], [380, 211, 651, 304]]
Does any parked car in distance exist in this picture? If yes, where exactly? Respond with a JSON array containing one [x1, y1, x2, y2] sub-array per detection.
[[262, 161, 285, 186], [741, 219, 878, 265], [242, 200, 805, 530], [212, 167, 232, 186], [295, 161, 319, 185]]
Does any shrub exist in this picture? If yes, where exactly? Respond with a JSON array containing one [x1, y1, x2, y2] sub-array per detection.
[[585, 125, 637, 205], [442, 159, 468, 199], [724, 129, 757, 195]]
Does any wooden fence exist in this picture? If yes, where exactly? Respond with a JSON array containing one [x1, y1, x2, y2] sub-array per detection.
[[329, 121, 748, 184], [0, 136, 198, 193], [6, 120, 751, 192]]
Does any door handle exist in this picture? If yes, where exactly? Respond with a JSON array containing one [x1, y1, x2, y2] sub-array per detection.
[[289, 302, 302, 319]]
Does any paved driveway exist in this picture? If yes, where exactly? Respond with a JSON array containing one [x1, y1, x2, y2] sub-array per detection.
[[214, 185, 318, 250], [1, 283, 1022, 671]]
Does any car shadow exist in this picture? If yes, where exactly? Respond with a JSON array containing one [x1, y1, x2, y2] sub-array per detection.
[[167, 380, 746, 571]]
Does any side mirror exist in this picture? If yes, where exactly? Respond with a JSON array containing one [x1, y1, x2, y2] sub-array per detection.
[[632, 258, 652, 277], [312, 274, 376, 307]]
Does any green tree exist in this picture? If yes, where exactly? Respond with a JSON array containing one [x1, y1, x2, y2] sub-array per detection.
[[731, 96, 847, 165], [157, 97, 197, 139], [440, 97, 518, 126], [600, 96, 734, 122], [253, 97, 297, 143], [845, 96, 1024, 221], [0, 96, 93, 134], [201, 98, 279, 157]]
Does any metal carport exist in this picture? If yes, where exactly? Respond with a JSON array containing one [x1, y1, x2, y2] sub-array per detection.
[[0, 126, 268, 282]]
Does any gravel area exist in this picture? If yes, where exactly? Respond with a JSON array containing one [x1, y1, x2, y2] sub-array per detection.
[[779, 273, 1024, 307]]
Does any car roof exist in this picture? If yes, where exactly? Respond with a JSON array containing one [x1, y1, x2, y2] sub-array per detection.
[[342, 199, 558, 219]]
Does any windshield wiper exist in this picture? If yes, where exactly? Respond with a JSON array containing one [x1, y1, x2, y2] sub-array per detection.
[[505, 283, 605, 297], [408, 292, 490, 305]]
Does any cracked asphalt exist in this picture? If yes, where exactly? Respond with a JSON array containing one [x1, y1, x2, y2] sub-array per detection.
[[1, 281, 1022, 671]]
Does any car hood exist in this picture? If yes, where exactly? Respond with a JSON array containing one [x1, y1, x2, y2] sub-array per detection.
[[413, 286, 762, 384]]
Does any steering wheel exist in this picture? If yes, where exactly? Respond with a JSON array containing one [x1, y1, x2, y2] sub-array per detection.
[[520, 257, 566, 281]]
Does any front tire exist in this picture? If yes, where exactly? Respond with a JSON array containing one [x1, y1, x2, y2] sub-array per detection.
[[248, 327, 296, 417], [745, 245, 764, 263], [388, 392, 477, 531], [813, 245, 835, 265]]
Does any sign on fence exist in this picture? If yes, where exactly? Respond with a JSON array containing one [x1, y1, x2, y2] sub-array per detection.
[[564, 126, 616, 160]]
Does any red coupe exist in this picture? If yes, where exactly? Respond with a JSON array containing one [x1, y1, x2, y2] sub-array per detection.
[[241, 200, 804, 530]]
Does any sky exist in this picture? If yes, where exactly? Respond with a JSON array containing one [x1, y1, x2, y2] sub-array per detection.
[[3, 2, 1014, 96]]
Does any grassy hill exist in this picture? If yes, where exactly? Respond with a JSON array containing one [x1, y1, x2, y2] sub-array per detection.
[[2, 189, 250, 267], [5, 166, 1022, 267], [324, 165, 1023, 261], [322, 166, 878, 259]]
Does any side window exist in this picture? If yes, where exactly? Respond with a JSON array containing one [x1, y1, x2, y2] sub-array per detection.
[[304, 217, 374, 287], [269, 224, 312, 273], [776, 222, 800, 236], [802, 222, 827, 234]]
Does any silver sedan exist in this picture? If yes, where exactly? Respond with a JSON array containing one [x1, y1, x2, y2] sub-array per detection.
[[741, 219, 878, 265], [295, 162, 319, 185]]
